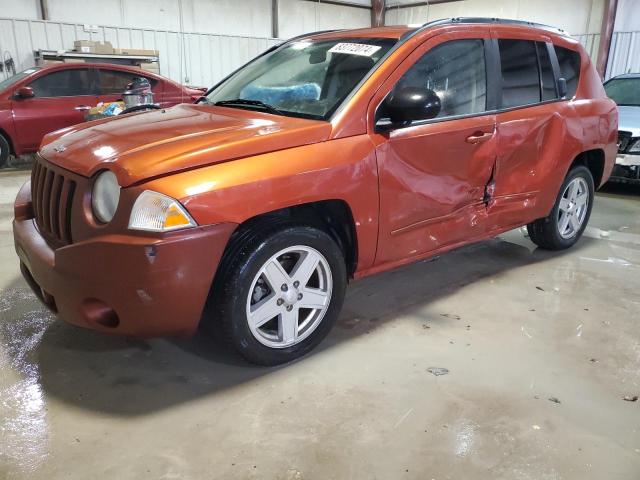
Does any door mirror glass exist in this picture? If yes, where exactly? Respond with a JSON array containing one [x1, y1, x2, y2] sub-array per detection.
[[557, 77, 568, 98], [16, 86, 34, 99], [380, 87, 441, 127]]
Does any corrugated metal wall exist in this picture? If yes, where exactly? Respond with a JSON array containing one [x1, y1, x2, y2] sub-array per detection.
[[606, 31, 640, 79], [0, 17, 280, 87], [576, 31, 640, 79], [1, 16, 637, 86], [575, 33, 600, 62]]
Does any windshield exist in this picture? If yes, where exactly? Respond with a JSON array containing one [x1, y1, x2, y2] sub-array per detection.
[[0, 68, 41, 92], [204, 38, 396, 120], [604, 77, 640, 106]]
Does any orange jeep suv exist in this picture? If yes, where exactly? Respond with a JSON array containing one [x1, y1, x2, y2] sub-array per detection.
[[13, 18, 617, 365]]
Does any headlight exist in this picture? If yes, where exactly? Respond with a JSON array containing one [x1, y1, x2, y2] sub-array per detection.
[[129, 190, 197, 232], [92, 170, 120, 223], [629, 139, 640, 153]]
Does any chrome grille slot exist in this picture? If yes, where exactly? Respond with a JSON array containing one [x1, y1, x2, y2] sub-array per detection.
[[31, 157, 76, 246]]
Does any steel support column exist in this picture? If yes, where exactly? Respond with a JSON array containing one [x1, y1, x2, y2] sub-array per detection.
[[372, 0, 386, 27], [596, 0, 618, 78]]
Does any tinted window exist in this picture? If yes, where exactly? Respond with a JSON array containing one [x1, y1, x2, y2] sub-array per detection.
[[499, 39, 540, 108], [98, 69, 156, 95], [395, 39, 487, 119], [28, 69, 93, 97], [537, 42, 556, 101], [554, 46, 581, 98], [555, 46, 580, 98]]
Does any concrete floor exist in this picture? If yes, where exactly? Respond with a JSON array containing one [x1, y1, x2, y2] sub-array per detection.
[[1, 168, 639, 480]]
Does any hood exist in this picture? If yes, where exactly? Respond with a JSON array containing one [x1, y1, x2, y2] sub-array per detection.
[[617, 105, 640, 137], [40, 103, 331, 187]]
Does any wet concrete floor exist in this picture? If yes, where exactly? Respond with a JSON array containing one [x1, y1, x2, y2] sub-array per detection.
[[1, 169, 639, 479]]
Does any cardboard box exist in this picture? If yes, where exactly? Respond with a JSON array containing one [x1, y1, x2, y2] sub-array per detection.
[[93, 41, 114, 54], [74, 40, 95, 53], [40, 59, 64, 65], [139, 62, 160, 72], [115, 48, 159, 57], [73, 40, 114, 54], [64, 58, 86, 63]]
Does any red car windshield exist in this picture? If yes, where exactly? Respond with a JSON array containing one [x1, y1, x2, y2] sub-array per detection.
[[0, 67, 41, 92]]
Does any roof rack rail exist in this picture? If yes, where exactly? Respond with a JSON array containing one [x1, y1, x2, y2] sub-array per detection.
[[417, 17, 568, 36]]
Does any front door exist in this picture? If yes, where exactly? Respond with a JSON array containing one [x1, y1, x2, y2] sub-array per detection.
[[12, 68, 97, 152], [371, 36, 498, 265]]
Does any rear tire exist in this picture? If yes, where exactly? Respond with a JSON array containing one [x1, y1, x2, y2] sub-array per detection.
[[0, 134, 10, 168], [527, 165, 594, 250], [205, 221, 347, 366]]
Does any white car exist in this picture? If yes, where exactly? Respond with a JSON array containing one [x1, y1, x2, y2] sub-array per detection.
[[605, 73, 640, 184]]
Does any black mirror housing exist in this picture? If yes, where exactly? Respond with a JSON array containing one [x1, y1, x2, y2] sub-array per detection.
[[557, 77, 568, 98], [378, 87, 441, 129]]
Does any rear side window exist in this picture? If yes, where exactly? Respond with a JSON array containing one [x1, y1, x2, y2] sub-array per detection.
[[499, 39, 540, 108], [537, 42, 556, 101], [28, 69, 94, 97], [98, 69, 157, 95], [554, 46, 581, 98], [395, 39, 487, 119]]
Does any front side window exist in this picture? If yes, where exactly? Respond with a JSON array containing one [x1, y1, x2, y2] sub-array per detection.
[[28, 69, 94, 97], [555, 46, 581, 98], [98, 70, 156, 95], [393, 39, 487, 119], [204, 38, 396, 120], [604, 77, 640, 106], [499, 39, 541, 108]]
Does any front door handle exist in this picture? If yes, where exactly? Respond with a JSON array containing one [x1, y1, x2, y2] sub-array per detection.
[[75, 105, 91, 111], [465, 131, 494, 144]]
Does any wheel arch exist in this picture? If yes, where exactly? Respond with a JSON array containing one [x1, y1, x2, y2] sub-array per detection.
[[228, 199, 359, 278], [569, 149, 605, 189]]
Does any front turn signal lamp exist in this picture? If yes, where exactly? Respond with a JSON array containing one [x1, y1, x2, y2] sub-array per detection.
[[128, 191, 197, 232]]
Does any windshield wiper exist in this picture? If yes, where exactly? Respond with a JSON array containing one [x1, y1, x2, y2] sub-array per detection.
[[214, 99, 284, 116]]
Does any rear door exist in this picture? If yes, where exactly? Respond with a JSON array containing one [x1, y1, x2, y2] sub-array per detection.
[[95, 68, 161, 105], [11, 68, 97, 151]]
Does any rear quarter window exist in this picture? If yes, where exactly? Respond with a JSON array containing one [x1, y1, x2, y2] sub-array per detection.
[[554, 46, 581, 98]]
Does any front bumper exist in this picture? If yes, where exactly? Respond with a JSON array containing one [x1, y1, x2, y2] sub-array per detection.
[[609, 154, 640, 184], [13, 180, 237, 337]]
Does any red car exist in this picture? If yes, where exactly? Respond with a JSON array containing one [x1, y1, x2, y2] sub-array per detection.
[[0, 63, 204, 167]]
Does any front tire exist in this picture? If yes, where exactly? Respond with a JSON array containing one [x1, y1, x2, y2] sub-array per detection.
[[0, 134, 10, 168], [527, 165, 594, 250], [207, 222, 347, 365]]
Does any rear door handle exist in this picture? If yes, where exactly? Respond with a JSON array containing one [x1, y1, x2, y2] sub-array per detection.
[[465, 131, 494, 144], [75, 105, 91, 111]]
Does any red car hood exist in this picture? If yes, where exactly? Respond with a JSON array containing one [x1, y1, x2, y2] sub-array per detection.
[[40, 103, 331, 187]]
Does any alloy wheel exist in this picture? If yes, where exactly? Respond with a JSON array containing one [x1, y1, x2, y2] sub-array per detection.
[[246, 245, 333, 348], [557, 177, 589, 239]]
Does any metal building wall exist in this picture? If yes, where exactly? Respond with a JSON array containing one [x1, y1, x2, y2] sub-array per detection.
[[606, 31, 640, 79], [0, 17, 280, 87]]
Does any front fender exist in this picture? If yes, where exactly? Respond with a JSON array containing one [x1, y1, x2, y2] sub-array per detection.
[[140, 136, 380, 271]]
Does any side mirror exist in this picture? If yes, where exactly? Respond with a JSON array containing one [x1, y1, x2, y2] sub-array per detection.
[[557, 77, 568, 98], [16, 86, 35, 99], [377, 87, 441, 130]]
